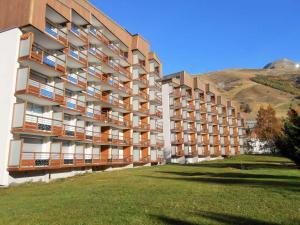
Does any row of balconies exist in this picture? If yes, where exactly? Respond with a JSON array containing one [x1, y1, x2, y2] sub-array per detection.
[[45, 20, 129, 64], [8, 140, 163, 171], [19, 32, 131, 81]]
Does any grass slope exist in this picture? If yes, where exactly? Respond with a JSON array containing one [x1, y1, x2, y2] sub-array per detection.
[[196, 69, 300, 120], [0, 155, 300, 225]]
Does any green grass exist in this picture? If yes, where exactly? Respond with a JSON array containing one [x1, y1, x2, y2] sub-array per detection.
[[0, 155, 300, 225], [250, 75, 300, 96]]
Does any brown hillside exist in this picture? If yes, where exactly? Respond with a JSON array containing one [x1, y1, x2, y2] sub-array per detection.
[[195, 68, 300, 120]]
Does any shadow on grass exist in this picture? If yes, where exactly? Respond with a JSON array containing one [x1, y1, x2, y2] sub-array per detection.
[[145, 175, 300, 191], [156, 171, 300, 180], [180, 162, 297, 170], [151, 211, 282, 225]]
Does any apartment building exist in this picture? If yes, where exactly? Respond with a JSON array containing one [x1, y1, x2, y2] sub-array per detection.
[[162, 71, 245, 164], [0, 0, 163, 186]]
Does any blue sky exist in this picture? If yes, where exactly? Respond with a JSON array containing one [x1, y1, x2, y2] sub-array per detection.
[[90, 0, 300, 75]]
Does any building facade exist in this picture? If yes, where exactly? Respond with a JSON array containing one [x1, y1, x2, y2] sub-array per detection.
[[0, 0, 163, 185], [162, 71, 245, 164]]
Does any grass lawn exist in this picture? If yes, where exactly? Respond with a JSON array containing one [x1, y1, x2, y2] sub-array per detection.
[[0, 155, 300, 225]]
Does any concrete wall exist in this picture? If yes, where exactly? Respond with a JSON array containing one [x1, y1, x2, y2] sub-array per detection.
[[162, 83, 171, 162], [0, 28, 21, 186]]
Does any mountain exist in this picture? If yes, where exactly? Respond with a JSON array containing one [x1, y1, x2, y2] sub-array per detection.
[[194, 61, 300, 120], [263, 58, 300, 70]]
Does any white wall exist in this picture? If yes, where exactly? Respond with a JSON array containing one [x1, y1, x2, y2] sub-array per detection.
[[162, 83, 171, 162], [0, 28, 21, 186]]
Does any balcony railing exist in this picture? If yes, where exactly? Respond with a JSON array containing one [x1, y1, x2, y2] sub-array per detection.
[[105, 113, 132, 128], [12, 113, 63, 136], [86, 86, 101, 100], [8, 141, 133, 171], [89, 47, 106, 61], [19, 33, 66, 74], [69, 23, 88, 43], [66, 46, 87, 66], [61, 124, 85, 141], [133, 75, 148, 87], [101, 95, 131, 111], [65, 73, 87, 89], [133, 121, 150, 130], [133, 139, 150, 147], [64, 97, 86, 114], [15, 73, 64, 105], [100, 135, 133, 146], [171, 102, 182, 109], [171, 139, 184, 145], [84, 107, 103, 121], [133, 90, 149, 101], [150, 110, 162, 119], [45, 20, 68, 46]]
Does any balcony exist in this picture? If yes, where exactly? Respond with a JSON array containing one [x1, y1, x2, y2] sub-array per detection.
[[68, 23, 88, 46], [134, 155, 151, 164], [150, 67, 161, 81], [19, 33, 66, 77], [60, 124, 85, 141], [170, 102, 181, 109], [150, 95, 162, 105], [186, 103, 195, 111], [132, 105, 150, 116], [133, 139, 150, 148], [100, 135, 132, 146], [66, 46, 87, 68], [63, 96, 86, 115], [133, 90, 149, 102], [133, 121, 150, 132], [170, 114, 182, 121], [133, 60, 147, 75], [105, 113, 132, 129], [150, 110, 163, 119], [151, 122, 163, 133], [171, 139, 184, 145], [108, 155, 133, 165], [7, 141, 115, 171], [45, 20, 68, 47], [86, 86, 101, 102], [182, 92, 193, 100], [185, 126, 197, 133], [183, 115, 195, 122], [170, 89, 181, 98], [156, 139, 164, 148], [172, 148, 184, 157], [201, 128, 209, 134], [64, 72, 87, 91], [15, 68, 64, 106], [88, 47, 106, 65], [88, 26, 129, 66], [171, 126, 183, 133], [184, 140, 197, 145], [133, 75, 149, 88], [82, 107, 103, 122], [101, 59, 131, 82], [149, 81, 161, 90], [100, 95, 131, 113], [12, 110, 63, 137]]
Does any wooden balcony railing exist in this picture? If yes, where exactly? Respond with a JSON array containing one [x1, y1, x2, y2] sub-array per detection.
[[64, 73, 87, 90], [66, 46, 88, 66], [15, 76, 64, 105], [12, 113, 63, 136], [69, 23, 88, 43], [45, 20, 68, 46], [64, 97, 86, 114], [19, 33, 66, 74], [133, 121, 150, 130]]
